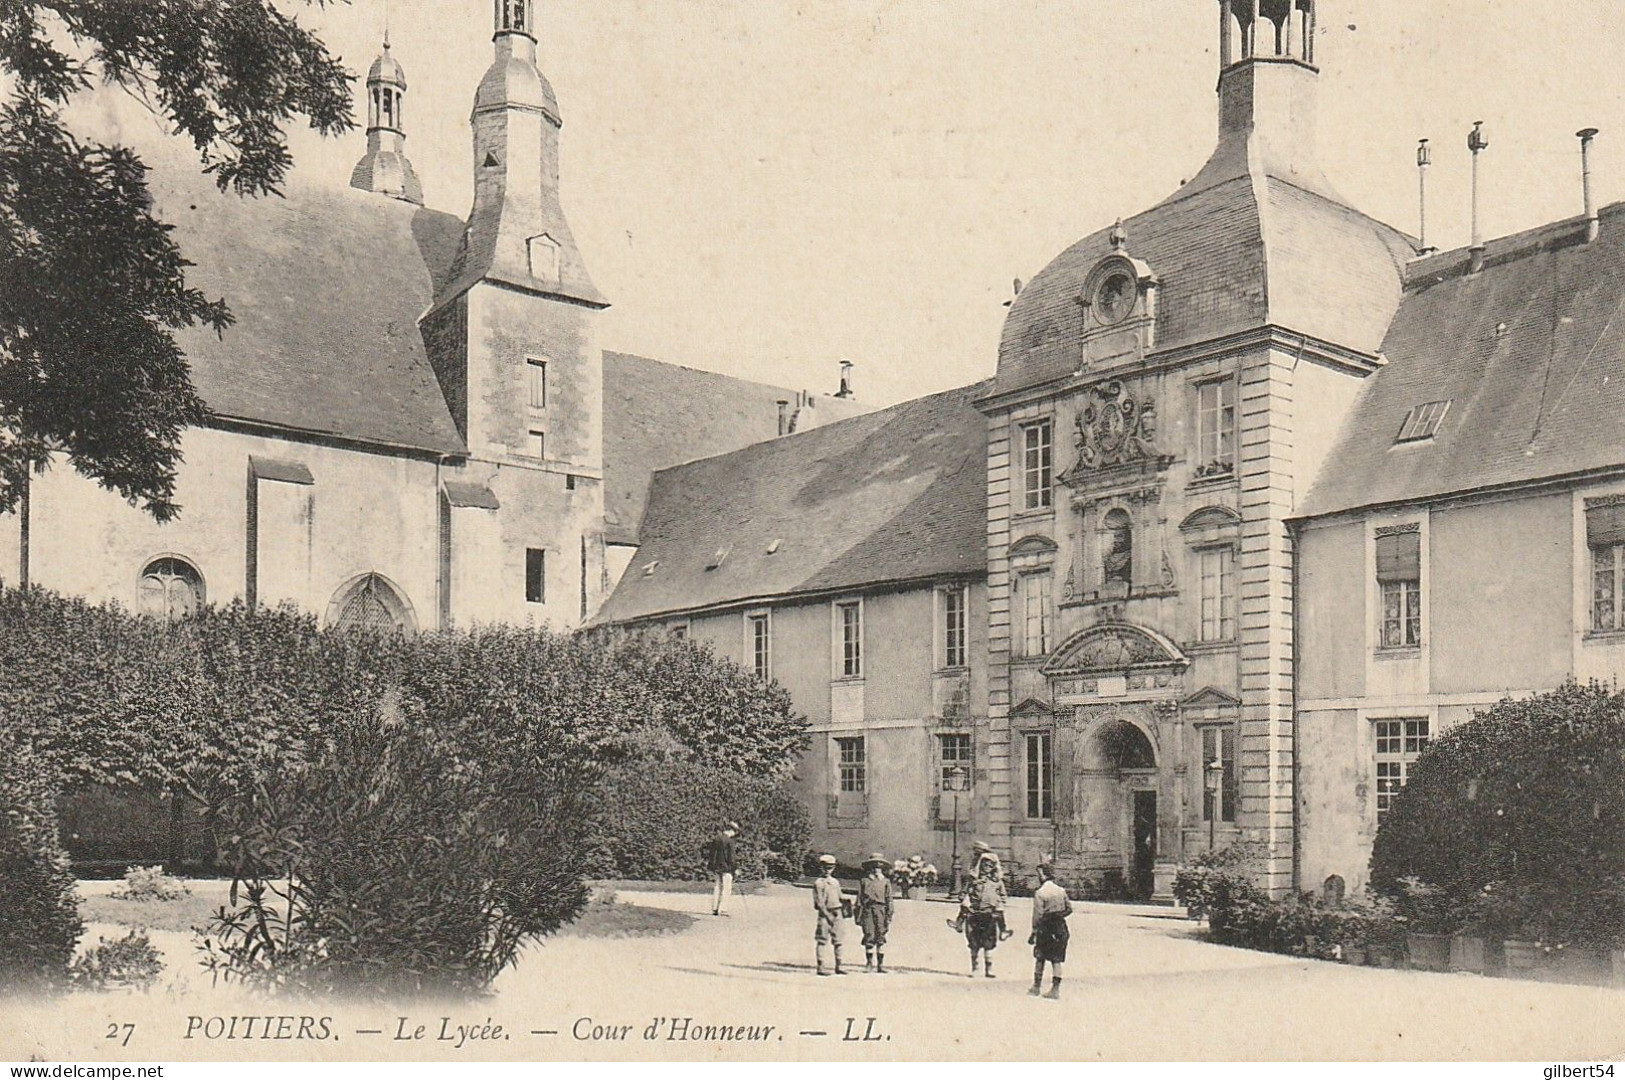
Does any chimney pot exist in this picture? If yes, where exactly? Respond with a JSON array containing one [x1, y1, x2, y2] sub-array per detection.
[[776, 399, 789, 437], [836, 360, 855, 399], [1580, 127, 1601, 243]]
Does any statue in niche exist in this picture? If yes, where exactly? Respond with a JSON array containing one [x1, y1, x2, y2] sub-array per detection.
[[1102, 509, 1133, 588]]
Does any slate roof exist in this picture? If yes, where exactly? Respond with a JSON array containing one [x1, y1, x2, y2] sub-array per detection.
[[594, 381, 991, 623], [994, 133, 1414, 400], [601, 352, 870, 546], [1299, 205, 1625, 518], [146, 163, 468, 455]]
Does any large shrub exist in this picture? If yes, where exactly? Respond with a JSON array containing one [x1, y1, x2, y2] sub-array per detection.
[[594, 760, 810, 881], [0, 731, 83, 990], [203, 703, 595, 997], [1369, 681, 1625, 946]]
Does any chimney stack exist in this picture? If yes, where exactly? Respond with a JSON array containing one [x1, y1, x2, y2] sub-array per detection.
[[1580, 128, 1601, 243], [836, 360, 855, 399], [776, 400, 789, 437], [1468, 121, 1489, 274], [1416, 139, 1434, 254]]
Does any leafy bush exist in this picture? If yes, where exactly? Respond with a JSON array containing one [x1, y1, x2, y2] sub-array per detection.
[[594, 760, 809, 881], [1370, 682, 1625, 947], [1172, 842, 1270, 929], [70, 931, 163, 991], [111, 865, 190, 902], [0, 730, 84, 991]]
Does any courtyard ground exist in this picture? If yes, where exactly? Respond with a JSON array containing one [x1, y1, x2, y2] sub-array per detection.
[[2, 881, 1622, 1062]]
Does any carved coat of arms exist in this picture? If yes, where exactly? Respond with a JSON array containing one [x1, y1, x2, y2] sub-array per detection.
[[1075, 381, 1158, 470]]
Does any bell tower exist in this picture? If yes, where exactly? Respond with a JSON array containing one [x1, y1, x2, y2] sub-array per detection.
[[349, 36, 424, 204], [421, 0, 608, 632]]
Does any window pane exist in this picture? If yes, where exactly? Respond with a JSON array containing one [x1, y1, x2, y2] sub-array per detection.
[[528, 360, 547, 409], [1024, 732, 1051, 820], [525, 548, 545, 603], [1023, 421, 1052, 510]]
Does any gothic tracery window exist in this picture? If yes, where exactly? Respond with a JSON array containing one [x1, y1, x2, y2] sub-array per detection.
[[328, 573, 416, 635]]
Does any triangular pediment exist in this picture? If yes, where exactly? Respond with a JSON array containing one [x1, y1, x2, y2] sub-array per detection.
[[1181, 686, 1242, 709], [1011, 697, 1054, 718], [1041, 622, 1188, 678]]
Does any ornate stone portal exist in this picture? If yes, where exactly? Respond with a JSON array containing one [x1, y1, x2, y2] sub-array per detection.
[[1042, 623, 1188, 901]]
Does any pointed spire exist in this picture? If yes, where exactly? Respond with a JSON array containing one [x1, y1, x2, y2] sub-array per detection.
[[349, 29, 424, 204]]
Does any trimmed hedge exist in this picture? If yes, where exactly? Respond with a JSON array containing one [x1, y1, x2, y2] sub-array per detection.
[[0, 729, 83, 990], [0, 587, 809, 995], [1369, 681, 1625, 947], [593, 760, 809, 881]]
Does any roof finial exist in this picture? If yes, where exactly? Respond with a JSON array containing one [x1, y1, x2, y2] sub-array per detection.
[[383, 0, 391, 49]]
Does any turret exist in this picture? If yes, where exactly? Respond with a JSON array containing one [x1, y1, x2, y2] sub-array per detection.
[[349, 37, 424, 205]]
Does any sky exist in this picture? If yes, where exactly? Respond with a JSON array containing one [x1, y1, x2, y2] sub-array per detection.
[[90, 1, 1625, 407]]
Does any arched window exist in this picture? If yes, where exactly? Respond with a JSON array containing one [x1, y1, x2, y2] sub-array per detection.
[[1323, 874, 1347, 904], [1102, 509, 1134, 587], [138, 556, 204, 622], [327, 573, 417, 635]]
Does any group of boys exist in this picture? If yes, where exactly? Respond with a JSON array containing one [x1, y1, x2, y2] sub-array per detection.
[[811, 842, 1072, 999]]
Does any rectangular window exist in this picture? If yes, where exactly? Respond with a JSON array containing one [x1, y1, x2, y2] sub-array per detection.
[[525, 548, 545, 604], [938, 733, 973, 792], [1396, 400, 1451, 443], [1200, 725, 1238, 823], [528, 428, 546, 458], [1586, 501, 1625, 632], [1198, 546, 1236, 642], [1196, 379, 1237, 474], [1375, 530, 1422, 648], [1024, 731, 1053, 820], [669, 621, 689, 641], [527, 359, 548, 409], [1020, 571, 1052, 658], [1374, 718, 1431, 817], [838, 601, 863, 678], [836, 736, 866, 793], [1021, 420, 1053, 511], [940, 585, 968, 669], [747, 611, 771, 679]]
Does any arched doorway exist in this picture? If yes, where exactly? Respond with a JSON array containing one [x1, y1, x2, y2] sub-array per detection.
[[1073, 715, 1159, 900], [326, 573, 418, 635]]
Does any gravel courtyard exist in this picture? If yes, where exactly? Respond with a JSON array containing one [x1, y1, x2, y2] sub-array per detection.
[[3, 882, 1623, 1062]]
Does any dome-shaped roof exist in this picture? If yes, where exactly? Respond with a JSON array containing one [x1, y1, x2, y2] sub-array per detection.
[[368, 45, 406, 87], [994, 60, 1415, 399], [474, 53, 559, 123]]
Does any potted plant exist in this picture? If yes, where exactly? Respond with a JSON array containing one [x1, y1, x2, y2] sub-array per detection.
[[1449, 886, 1494, 974], [1396, 877, 1454, 972], [1487, 885, 1547, 976]]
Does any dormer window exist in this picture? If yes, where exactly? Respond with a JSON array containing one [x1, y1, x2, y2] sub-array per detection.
[[1094, 271, 1136, 325], [528, 234, 560, 280], [1396, 400, 1450, 443]]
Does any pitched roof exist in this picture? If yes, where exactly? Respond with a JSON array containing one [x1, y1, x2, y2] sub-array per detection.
[[146, 163, 468, 455], [1299, 205, 1625, 518], [601, 352, 870, 546], [594, 381, 990, 623]]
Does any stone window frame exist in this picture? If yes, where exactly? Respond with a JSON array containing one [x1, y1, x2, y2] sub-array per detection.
[[1022, 728, 1054, 821], [936, 582, 970, 671], [744, 607, 772, 681], [1368, 516, 1429, 660], [1018, 417, 1055, 513], [832, 597, 864, 681]]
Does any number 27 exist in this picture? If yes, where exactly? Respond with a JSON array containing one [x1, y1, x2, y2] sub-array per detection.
[[105, 1023, 135, 1047]]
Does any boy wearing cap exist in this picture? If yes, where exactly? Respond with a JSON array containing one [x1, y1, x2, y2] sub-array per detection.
[[813, 854, 848, 976], [1028, 861, 1073, 999], [856, 854, 895, 972], [705, 822, 739, 916]]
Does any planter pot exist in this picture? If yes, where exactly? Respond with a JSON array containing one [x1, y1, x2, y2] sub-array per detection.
[[1342, 945, 1367, 967], [1544, 945, 1609, 986], [1449, 934, 1488, 974], [1503, 939, 1545, 975], [1407, 932, 1452, 972]]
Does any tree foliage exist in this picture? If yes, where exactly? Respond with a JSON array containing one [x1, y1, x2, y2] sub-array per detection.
[[1369, 681, 1625, 947], [0, 725, 83, 991], [0, 1, 353, 519]]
